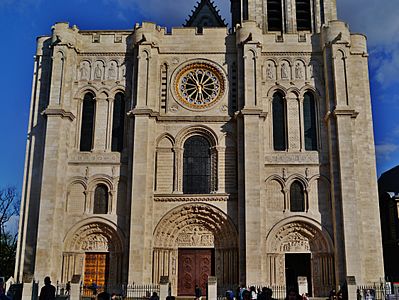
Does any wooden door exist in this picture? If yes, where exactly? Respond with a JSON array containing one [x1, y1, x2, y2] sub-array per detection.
[[84, 253, 109, 289], [178, 249, 214, 296]]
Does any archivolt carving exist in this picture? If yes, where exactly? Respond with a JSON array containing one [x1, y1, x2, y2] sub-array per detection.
[[268, 220, 333, 254], [153, 203, 237, 249], [66, 221, 122, 253]]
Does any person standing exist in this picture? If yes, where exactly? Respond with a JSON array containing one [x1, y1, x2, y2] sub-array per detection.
[[195, 285, 202, 300], [39, 277, 56, 300]]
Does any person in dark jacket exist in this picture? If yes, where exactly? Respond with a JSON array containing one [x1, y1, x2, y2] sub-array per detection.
[[39, 277, 56, 300], [195, 285, 202, 300]]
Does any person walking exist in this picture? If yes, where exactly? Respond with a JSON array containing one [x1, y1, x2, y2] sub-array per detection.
[[39, 277, 56, 300]]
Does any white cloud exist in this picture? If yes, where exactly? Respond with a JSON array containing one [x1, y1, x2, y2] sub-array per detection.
[[375, 143, 399, 161]]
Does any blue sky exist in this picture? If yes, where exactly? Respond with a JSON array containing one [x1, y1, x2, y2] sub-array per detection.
[[0, 0, 398, 193]]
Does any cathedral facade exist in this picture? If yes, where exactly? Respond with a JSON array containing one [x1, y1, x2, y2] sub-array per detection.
[[16, 0, 384, 297]]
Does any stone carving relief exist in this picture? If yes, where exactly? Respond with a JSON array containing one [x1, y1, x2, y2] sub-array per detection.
[[295, 61, 305, 80], [265, 152, 320, 164], [177, 225, 215, 247], [153, 203, 237, 249], [266, 61, 276, 80], [108, 61, 118, 80], [68, 222, 122, 253], [270, 221, 328, 253], [281, 61, 290, 80], [81, 234, 109, 251], [94, 61, 104, 80], [80, 61, 91, 81]]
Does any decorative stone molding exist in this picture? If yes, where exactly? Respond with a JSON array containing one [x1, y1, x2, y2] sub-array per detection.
[[42, 107, 75, 121], [265, 152, 319, 165], [69, 152, 121, 165], [154, 193, 230, 202]]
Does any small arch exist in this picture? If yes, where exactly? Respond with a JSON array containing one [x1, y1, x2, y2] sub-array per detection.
[[290, 180, 306, 212], [272, 91, 287, 151], [303, 91, 318, 150], [93, 184, 109, 214], [88, 175, 114, 192], [156, 133, 175, 148], [176, 125, 218, 148], [183, 136, 212, 194], [111, 92, 125, 152], [79, 92, 96, 152]]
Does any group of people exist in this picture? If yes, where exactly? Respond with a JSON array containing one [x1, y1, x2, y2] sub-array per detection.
[[223, 286, 310, 300]]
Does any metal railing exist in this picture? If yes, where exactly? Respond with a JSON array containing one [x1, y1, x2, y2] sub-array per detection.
[[80, 283, 160, 300]]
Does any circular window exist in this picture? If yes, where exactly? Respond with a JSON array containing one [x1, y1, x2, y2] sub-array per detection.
[[174, 63, 225, 109]]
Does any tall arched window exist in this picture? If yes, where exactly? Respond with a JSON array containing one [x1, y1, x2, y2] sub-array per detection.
[[272, 92, 287, 151], [111, 92, 125, 152], [80, 92, 95, 151], [303, 92, 318, 150], [296, 0, 311, 31], [183, 136, 211, 194], [290, 181, 305, 212], [93, 184, 109, 214], [267, 0, 283, 31]]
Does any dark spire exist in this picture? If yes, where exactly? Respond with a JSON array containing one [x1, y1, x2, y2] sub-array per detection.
[[184, 0, 227, 29]]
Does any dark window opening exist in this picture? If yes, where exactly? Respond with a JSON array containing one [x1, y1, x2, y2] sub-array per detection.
[[93, 184, 109, 214], [80, 93, 95, 152], [111, 93, 125, 152], [272, 92, 287, 151], [183, 136, 211, 194], [290, 181, 305, 212], [267, 0, 283, 31], [296, 0, 312, 31], [304, 92, 318, 150]]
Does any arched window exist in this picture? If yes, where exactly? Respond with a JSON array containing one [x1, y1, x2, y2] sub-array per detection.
[[296, 0, 311, 31], [267, 0, 283, 31], [111, 93, 125, 152], [290, 181, 305, 212], [183, 136, 211, 194], [80, 92, 95, 151], [303, 92, 318, 150], [272, 92, 287, 151], [93, 184, 109, 214]]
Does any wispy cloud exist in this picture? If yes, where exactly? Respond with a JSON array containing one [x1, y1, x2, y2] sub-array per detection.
[[375, 143, 399, 161]]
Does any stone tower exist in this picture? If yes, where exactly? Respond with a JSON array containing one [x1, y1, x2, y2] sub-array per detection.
[[15, 0, 384, 298]]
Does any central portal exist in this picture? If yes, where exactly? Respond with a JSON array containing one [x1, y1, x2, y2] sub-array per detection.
[[285, 253, 312, 296], [178, 249, 214, 296]]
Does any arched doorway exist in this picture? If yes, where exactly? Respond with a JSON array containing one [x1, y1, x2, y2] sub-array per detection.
[[153, 203, 238, 296], [266, 219, 335, 297], [62, 220, 124, 292]]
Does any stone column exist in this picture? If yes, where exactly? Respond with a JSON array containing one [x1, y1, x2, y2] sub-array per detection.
[[207, 277, 217, 300]]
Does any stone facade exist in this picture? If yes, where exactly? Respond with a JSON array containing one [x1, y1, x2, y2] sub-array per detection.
[[15, 0, 384, 297]]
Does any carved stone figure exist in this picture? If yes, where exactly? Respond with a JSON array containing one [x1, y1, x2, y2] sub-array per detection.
[[266, 63, 274, 80], [80, 62, 89, 80], [108, 62, 117, 80], [281, 62, 289, 79], [295, 62, 304, 79], [94, 63, 103, 80]]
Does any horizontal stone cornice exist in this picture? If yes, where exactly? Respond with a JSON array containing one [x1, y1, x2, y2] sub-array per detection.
[[41, 107, 75, 121]]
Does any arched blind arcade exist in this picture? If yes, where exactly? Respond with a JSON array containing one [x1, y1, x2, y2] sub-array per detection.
[[272, 92, 287, 151], [290, 181, 305, 212], [183, 136, 211, 194], [296, 0, 312, 31], [93, 184, 109, 214], [303, 92, 318, 150], [111, 93, 125, 152], [267, 0, 283, 31], [80, 93, 95, 152]]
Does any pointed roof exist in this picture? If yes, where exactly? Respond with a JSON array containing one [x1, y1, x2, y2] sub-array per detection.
[[184, 0, 227, 28]]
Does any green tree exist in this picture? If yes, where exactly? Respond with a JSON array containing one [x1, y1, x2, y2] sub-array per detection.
[[0, 187, 19, 278]]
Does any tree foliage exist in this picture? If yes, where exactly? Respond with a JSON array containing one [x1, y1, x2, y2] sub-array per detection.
[[0, 187, 20, 278]]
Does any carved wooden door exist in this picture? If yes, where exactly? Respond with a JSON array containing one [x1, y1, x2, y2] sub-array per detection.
[[84, 253, 109, 289], [178, 249, 214, 296]]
